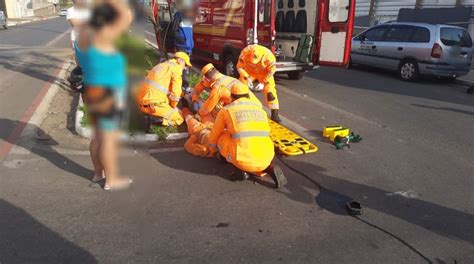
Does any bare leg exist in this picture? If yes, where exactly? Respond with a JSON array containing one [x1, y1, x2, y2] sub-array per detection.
[[90, 129, 104, 181], [101, 130, 119, 186]]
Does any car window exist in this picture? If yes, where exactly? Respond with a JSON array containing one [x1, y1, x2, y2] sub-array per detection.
[[385, 26, 413, 42], [363, 27, 388, 41], [440, 27, 472, 47], [410, 27, 431, 43]]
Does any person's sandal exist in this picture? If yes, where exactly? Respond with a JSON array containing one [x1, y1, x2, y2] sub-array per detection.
[[91, 175, 105, 182], [104, 178, 133, 191]]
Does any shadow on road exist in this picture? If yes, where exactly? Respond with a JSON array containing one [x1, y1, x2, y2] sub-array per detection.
[[14, 25, 67, 34], [0, 199, 97, 263], [0, 51, 63, 82], [411, 103, 474, 116], [281, 158, 474, 244], [304, 66, 473, 107], [0, 118, 92, 179]]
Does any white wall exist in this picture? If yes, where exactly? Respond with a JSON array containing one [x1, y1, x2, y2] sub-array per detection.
[[355, 0, 474, 36]]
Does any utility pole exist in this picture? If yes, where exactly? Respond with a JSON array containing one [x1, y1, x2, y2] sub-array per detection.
[[368, 0, 376, 26], [415, 0, 422, 9]]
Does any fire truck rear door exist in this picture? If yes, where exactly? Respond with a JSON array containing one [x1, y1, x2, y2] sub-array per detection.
[[313, 0, 355, 67]]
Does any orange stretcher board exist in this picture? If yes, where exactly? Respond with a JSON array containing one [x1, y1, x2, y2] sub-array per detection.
[[269, 120, 318, 156]]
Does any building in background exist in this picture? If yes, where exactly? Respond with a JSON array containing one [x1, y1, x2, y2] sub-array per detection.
[[355, 0, 474, 36], [0, 0, 58, 18]]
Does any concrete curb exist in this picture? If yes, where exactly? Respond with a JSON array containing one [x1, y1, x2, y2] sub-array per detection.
[[9, 59, 73, 156], [74, 87, 188, 141]]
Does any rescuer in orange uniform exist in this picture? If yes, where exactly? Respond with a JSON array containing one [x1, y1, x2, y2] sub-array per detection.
[[192, 63, 262, 124], [237, 44, 281, 122], [208, 82, 283, 181], [136, 52, 192, 126]]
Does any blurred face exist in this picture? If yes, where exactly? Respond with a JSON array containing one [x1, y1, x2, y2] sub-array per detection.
[[97, 21, 124, 42], [176, 58, 186, 69], [75, 0, 87, 8]]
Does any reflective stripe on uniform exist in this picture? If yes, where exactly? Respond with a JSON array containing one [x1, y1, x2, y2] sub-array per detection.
[[208, 143, 217, 148], [145, 79, 169, 94], [164, 107, 178, 120], [232, 131, 270, 139], [225, 101, 261, 109]]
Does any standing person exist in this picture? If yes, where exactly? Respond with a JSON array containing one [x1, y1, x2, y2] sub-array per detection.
[[170, 8, 194, 91], [67, 0, 91, 52], [237, 44, 281, 122], [208, 83, 283, 181], [136, 52, 192, 126], [76, 1, 133, 191]]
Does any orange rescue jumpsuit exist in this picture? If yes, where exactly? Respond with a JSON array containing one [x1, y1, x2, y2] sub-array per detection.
[[136, 59, 184, 126], [182, 108, 214, 157], [237, 44, 279, 110], [192, 73, 262, 124], [208, 98, 275, 173]]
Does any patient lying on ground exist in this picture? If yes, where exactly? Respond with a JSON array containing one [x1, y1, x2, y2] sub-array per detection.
[[181, 108, 214, 157]]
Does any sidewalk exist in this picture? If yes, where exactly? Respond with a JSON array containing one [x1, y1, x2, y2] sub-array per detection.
[[7, 15, 58, 27]]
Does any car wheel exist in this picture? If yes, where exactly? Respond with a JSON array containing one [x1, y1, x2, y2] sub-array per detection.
[[287, 71, 305, 80], [3, 24, 7, 29], [224, 54, 237, 77], [398, 60, 420, 81]]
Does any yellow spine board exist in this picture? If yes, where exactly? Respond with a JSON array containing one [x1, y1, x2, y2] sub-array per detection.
[[269, 120, 318, 156]]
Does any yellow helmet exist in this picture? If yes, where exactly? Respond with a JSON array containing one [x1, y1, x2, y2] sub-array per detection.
[[174, 52, 192, 67], [201, 63, 215, 76], [231, 82, 249, 95]]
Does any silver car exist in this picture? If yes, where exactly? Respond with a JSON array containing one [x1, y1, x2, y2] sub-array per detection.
[[351, 22, 472, 81], [0, 11, 7, 29]]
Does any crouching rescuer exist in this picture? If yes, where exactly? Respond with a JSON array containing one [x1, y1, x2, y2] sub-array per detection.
[[192, 63, 262, 124], [237, 44, 281, 122], [207, 82, 284, 182], [136, 52, 192, 126]]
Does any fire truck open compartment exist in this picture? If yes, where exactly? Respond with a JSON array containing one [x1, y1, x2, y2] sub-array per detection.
[[272, 0, 317, 62]]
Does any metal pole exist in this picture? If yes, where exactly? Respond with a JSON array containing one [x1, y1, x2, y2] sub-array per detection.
[[415, 0, 422, 9], [253, 0, 258, 44], [368, 0, 376, 26]]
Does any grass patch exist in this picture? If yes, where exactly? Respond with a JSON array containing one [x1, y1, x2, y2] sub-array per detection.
[[116, 34, 159, 75], [78, 104, 90, 128], [150, 125, 178, 140], [188, 72, 210, 101]]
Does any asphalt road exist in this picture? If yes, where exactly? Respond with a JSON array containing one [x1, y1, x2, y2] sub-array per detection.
[[0, 20, 472, 263]]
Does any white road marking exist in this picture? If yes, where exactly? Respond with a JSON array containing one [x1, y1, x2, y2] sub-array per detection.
[[386, 190, 421, 199], [46, 28, 72, 47], [145, 30, 155, 37]]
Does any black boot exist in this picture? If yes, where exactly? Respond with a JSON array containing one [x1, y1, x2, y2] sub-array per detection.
[[271, 109, 281, 123], [265, 164, 286, 189], [231, 169, 250, 181], [216, 152, 227, 163]]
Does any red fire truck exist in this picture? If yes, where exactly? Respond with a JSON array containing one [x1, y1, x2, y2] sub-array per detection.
[[153, 0, 355, 80]]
